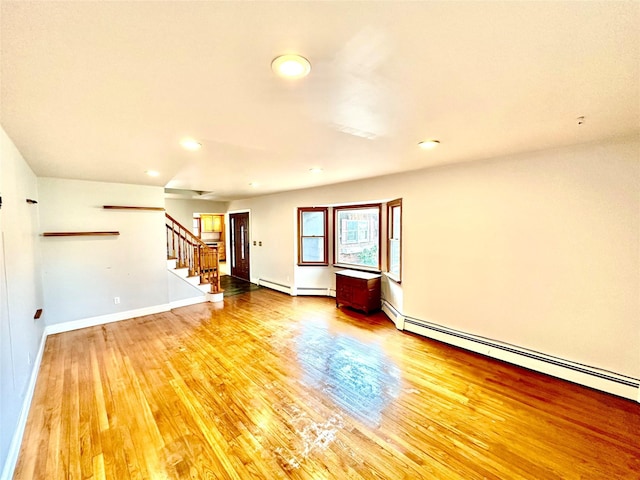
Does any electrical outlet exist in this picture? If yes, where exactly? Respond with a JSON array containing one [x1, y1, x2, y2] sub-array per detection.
[[114, 297, 120, 304]]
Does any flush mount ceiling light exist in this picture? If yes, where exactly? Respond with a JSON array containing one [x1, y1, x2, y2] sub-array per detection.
[[418, 140, 440, 150], [145, 170, 160, 177], [271, 54, 311, 79], [309, 167, 323, 174], [180, 138, 202, 151], [249, 182, 259, 188]]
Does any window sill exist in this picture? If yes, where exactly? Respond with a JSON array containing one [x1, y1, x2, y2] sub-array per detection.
[[297, 263, 329, 267], [383, 272, 402, 284], [332, 264, 381, 274]]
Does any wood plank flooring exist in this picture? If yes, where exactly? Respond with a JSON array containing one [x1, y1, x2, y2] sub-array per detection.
[[14, 288, 640, 479]]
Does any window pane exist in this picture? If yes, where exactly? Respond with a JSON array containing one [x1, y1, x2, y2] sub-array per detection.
[[344, 220, 358, 243], [302, 211, 324, 236], [387, 199, 402, 280], [336, 207, 379, 269], [302, 237, 324, 262], [358, 221, 369, 242], [389, 239, 400, 275], [392, 206, 401, 239]]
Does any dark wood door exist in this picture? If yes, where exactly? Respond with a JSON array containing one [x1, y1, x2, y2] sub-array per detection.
[[229, 212, 250, 281]]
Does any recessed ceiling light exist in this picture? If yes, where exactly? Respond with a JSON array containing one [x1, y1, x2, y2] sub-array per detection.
[[181, 138, 202, 151], [145, 170, 160, 177], [309, 167, 323, 173], [418, 140, 440, 150], [271, 54, 311, 79]]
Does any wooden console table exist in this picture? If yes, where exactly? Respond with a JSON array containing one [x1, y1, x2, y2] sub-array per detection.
[[335, 269, 381, 314]]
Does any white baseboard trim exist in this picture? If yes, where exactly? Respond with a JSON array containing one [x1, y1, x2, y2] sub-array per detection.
[[381, 300, 405, 330], [404, 316, 640, 402], [257, 278, 293, 295], [45, 304, 171, 335], [1, 330, 47, 480], [170, 296, 207, 309]]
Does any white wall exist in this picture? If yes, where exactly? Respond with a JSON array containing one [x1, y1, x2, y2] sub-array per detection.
[[38, 179, 169, 325], [167, 270, 204, 303], [229, 136, 640, 379], [0, 127, 45, 476], [402, 138, 639, 378], [164, 198, 228, 233]]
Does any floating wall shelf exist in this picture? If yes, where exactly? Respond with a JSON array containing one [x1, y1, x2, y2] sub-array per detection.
[[103, 205, 165, 211], [42, 232, 120, 237]]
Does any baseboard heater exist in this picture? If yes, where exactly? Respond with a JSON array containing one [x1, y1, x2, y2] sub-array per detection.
[[257, 278, 292, 295], [296, 287, 331, 296], [382, 299, 401, 319], [403, 316, 640, 402]]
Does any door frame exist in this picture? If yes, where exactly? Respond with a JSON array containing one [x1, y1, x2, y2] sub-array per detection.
[[228, 209, 251, 282]]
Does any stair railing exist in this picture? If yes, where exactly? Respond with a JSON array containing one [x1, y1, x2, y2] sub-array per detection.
[[165, 213, 221, 294]]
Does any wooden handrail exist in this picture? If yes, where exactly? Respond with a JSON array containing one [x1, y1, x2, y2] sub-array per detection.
[[165, 213, 221, 294], [166, 213, 210, 249]]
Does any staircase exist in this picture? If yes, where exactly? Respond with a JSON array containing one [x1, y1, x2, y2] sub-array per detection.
[[166, 213, 222, 300]]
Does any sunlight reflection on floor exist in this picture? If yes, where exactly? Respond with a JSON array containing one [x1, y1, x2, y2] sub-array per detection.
[[295, 321, 402, 427]]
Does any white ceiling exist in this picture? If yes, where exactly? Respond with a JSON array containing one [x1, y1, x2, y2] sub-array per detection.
[[1, 1, 638, 201]]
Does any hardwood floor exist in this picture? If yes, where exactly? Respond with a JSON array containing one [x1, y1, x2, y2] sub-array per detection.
[[14, 288, 640, 479]]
